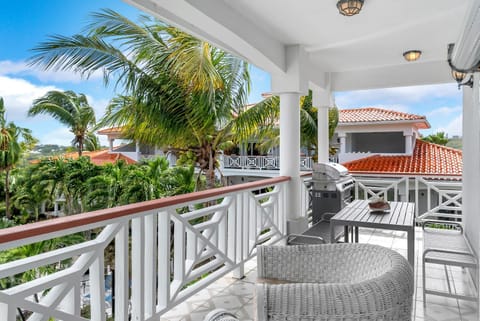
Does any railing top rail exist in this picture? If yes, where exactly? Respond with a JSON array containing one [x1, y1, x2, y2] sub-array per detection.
[[0, 176, 291, 245], [300, 171, 313, 177], [351, 173, 462, 180]]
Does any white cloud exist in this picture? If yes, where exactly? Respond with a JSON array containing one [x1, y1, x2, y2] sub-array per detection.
[[0, 75, 111, 146], [0, 76, 59, 121], [437, 115, 463, 137], [38, 127, 73, 146], [335, 83, 459, 108], [426, 105, 462, 117], [85, 95, 110, 119], [38, 126, 109, 146], [0, 60, 102, 84]]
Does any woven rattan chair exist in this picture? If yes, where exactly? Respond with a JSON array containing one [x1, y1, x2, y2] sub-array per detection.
[[256, 243, 414, 321]]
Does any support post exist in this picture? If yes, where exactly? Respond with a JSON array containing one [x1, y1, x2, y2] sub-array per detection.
[[135, 141, 141, 161], [279, 92, 306, 234], [461, 75, 480, 306], [404, 134, 413, 154], [313, 88, 333, 164]]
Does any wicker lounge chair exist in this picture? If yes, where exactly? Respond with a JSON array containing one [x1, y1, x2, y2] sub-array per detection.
[[256, 243, 414, 321]]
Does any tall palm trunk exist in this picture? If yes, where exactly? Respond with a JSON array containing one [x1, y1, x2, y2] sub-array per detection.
[[4, 168, 10, 219], [206, 146, 216, 190], [77, 135, 83, 157]]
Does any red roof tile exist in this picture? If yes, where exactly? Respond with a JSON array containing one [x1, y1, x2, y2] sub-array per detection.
[[340, 107, 429, 126], [97, 127, 124, 135], [32, 150, 137, 166], [343, 140, 462, 176]]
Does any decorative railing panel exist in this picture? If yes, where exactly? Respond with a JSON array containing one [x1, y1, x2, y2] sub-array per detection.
[[300, 174, 313, 222], [223, 155, 313, 171], [0, 177, 289, 321], [414, 177, 462, 221], [352, 175, 462, 221]]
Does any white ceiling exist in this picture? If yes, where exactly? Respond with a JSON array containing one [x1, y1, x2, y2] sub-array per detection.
[[125, 0, 472, 91]]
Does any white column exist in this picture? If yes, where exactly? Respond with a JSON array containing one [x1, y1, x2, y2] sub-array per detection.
[[313, 89, 332, 163], [339, 135, 346, 154], [279, 92, 305, 233], [109, 138, 114, 152], [135, 141, 141, 160], [462, 74, 480, 264], [317, 106, 329, 163], [404, 134, 413, 154]]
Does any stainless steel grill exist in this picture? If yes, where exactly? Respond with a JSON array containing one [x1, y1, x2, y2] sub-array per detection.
[[312, 162, 354, 224]]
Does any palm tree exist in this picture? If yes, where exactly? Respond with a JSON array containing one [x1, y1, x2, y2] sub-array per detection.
[[422, 131, 449, 146], [0, 98, 36, 218], [29, 10, 252, 190], [29, 91, 97, 157], [236, 91, 339, 161]]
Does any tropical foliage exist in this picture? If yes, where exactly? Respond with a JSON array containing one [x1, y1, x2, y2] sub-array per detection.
[[0, 98, 37, 218], [29, 90, 99, 156], [29, 10, 259, 190], [421, 131, 449, 146], [237, 91, 339, 160], [2, 156, 196, 220]]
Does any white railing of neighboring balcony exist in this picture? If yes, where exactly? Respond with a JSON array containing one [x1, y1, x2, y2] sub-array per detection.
[[223, 155, 314, 171], [0, 176, 293, 321], [352, 175, 463, 221]]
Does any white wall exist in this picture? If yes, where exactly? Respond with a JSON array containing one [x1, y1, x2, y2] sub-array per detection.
[[461, 76, 480, 301], [463, 77, 480, 258]]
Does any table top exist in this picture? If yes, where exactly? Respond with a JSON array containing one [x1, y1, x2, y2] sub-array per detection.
[[331, 199, 415, 230]]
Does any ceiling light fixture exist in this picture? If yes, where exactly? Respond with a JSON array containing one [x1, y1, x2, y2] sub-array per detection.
[[403, 50, 422, 62], [337, 0, 364, 16], [447, 43, 477, 89]]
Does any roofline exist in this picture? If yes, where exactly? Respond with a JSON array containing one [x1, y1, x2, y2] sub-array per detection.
[[348, 171, 462, 179], [338, 119, 431, 129]]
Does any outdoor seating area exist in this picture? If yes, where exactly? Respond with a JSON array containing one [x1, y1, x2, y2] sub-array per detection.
[[2, 0, 480, 320], [256, 243, 413, 321], [161, 227, 478, 321]]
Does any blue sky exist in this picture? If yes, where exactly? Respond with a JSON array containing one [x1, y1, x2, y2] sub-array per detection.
[[0, 1, 462, 146]]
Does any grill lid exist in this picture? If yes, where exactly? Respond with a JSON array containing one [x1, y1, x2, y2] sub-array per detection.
[[313, 162, 349, 181]]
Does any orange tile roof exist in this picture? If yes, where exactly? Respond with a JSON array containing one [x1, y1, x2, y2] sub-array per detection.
[[97, 127, 124, 135], [87, 150, 137, 166], [32, 150, 137, 166], [343, 140, 462, 176], [339, 107, 429, 127]]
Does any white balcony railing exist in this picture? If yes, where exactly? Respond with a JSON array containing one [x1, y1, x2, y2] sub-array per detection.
[[0, 176, 297, 321], [353, 175, 462, 221], [223, 155, 313, 171], [0, 173, 463, 320]]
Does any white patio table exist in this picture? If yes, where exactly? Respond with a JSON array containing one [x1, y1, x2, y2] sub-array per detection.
[[330, 199, 416, 266]]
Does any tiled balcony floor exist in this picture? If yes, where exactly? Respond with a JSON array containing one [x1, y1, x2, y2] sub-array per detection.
[[161, 227, 479, 321]]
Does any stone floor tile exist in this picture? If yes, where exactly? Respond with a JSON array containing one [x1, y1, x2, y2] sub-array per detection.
[[392, 237, 409, 250], [159, 227, 477, 321], [420, 303, 462, 321], [459, 300, 479, 321], [220, 281, 255, 299]]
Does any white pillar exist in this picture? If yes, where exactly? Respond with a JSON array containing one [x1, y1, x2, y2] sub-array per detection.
[[461, 75, 480, 311], [404, 134, 413, 154], [339, 135, 346, 154], [317, 106, 329, 163], [135, 141, 141, 160], [279, 93, 305, 233], [109, 138, 114, 152], [462, 74, 480, 264], [313, 89, 332, 163]]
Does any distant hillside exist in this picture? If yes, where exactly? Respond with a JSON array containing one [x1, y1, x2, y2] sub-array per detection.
[[27, 144, 72, 161], [446, 137, 462, 150]]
